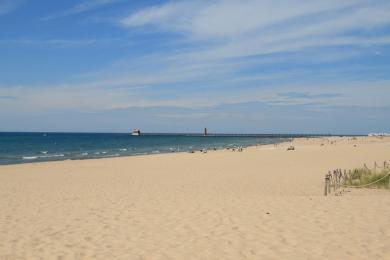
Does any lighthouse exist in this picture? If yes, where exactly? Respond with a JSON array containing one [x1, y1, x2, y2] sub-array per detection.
[[204, 128, 208, 136]]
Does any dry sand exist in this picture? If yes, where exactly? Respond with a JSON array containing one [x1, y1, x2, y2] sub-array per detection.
[[0, 136, 390, 259]]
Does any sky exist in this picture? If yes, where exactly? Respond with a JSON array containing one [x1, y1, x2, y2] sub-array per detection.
[[0, 0, 389, 134]]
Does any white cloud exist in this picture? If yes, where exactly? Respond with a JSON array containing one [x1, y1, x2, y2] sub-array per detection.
[[2, 0, 390, 122], [42, 0, 119, 20], [121, 0, 387, 37], [2, 76, 389, 115], [71, 0, 118, 14], [121, 0, 390, 59], [121, 1, 195, 29]]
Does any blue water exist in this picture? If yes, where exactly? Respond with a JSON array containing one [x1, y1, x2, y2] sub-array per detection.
[[0, 132, 303, 165]]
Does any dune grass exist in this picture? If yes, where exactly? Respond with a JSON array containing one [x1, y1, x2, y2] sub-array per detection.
[[345, 168, 389, 189]]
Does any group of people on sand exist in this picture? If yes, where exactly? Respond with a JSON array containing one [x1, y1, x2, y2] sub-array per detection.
[[226, 146, 244, 152], [188, 147, 219, 154], [188, 146, 245, 153]]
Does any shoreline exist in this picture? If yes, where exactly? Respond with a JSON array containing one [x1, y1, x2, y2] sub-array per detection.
[[0, 142, 279, 168], [0, 133, 368, 166], [0, 137, 293, 167], [0, 135, 381, 168]]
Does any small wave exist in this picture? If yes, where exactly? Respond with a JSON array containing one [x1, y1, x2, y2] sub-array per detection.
[[23, 156, 38, 160], [101, 151, 107, 154], [81, 152, 88, 156], [119, 148, 127, 151], [107, 153, 120, 157], [40, 151, 48, 154], [39, 154, 64, 158], [152, 150, 160, 154]]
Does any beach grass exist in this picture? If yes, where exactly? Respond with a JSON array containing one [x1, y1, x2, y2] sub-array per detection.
[[346, 168, 390, 189]]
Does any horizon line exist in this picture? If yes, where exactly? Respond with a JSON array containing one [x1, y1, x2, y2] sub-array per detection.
[[0, 131, 367, 136]]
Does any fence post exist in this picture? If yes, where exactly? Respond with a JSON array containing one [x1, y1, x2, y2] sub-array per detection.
[[343, 169, 347, 183], [388, 173, 390, 190], [324, 175, 329, 196], [339, 169, 342, 189], [348, 169, 352, 184], [338, 169, 341, 189], [328, 171, 331, 194]]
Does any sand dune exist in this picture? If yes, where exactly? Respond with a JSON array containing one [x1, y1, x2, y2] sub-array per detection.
[[1, 137, 390, 259]]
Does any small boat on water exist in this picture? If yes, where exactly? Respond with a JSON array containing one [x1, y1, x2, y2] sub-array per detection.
[[131, 129, 141, 136]]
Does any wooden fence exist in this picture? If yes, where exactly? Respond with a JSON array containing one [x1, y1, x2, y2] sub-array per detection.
[[324, 161, 390, 196]]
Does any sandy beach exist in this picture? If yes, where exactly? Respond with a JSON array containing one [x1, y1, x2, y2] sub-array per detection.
[[0, 136, 390, 259]]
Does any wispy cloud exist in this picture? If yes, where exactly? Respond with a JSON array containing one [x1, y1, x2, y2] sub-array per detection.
[[42, 0, 120, 20], [0, 0, 22, 16], [1, 78, 389, 114], [122, 0, 360, 38], [121, 0, 390, 59], [0, 95, 17, 100], [111, 0, 390, 107], [0, 39, 98, 48], [278, 92, 343, 100]]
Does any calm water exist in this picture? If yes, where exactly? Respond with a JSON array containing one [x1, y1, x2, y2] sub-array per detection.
[[0, 132, 304, 165]]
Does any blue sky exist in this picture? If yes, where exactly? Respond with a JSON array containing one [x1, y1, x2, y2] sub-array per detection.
[[0, 0, 389, 134]]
